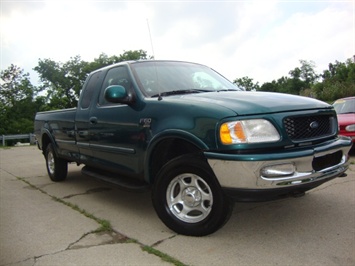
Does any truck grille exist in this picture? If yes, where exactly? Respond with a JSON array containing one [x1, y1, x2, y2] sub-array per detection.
[[284, 114, 336, 141]]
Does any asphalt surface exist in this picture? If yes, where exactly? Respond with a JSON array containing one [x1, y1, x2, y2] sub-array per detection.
[[0, 146, 354, 266]]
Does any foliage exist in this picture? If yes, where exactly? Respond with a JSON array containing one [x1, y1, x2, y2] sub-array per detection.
[[257, 60, 319, 95], [34, 49, 150, 109], [0, 65, 39, 134], [34, 56, 85, 109], [1, 50, 150, 137], [314, 58, 355, 101], [235, 58, 354, 101], [233, 76, 259, 91]]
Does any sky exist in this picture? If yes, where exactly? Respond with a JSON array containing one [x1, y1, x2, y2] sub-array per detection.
[[1, 0, 354, 86]]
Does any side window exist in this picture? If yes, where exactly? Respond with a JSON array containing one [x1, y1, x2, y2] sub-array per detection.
[[80, 71, 101, 109], [99, 66, 131, 106]]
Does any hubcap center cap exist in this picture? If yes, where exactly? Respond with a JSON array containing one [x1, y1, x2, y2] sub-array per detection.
[[182, 187, 202, 207]]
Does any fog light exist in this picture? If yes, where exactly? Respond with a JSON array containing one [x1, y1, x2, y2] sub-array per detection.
[[261, 163, 295, 178]]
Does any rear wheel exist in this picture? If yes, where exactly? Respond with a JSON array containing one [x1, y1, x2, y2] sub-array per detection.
[[45, 143, 68, 182], [152, 155, 233, 236]]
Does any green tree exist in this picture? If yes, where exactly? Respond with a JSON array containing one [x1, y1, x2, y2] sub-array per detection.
[[85, 50, 150, 73], [287, 60, 318, 95], [34, 49, 150, 109], [233, 76, 259, 91], [0, 65, 38, 134], [313, 58, 355, 101], [258, 60, 319, 96], [299, 60, 319, 85], [259, 77, 289, 94], [236, 57, 353, 102], [34, 56, 88, 109]]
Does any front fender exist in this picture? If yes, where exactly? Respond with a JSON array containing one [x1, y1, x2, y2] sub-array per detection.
[[143, 129, 210, 183]]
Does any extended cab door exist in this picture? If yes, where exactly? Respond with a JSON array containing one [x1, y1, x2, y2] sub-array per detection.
[[75, 70, 103, 161], [88, 65, 144, 177]]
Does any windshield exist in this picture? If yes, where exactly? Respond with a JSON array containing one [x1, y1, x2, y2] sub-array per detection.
[[130, 61, 241, 97], [333, 98, 355, 114]]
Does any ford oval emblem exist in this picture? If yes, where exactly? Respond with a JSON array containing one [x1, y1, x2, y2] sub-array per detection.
[[310, 121, 319, 129]]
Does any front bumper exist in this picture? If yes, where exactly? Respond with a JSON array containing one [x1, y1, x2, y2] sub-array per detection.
[[205, 137, 352, 200]]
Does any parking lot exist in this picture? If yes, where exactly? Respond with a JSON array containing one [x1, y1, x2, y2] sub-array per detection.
[[1, 146, 354, 266]]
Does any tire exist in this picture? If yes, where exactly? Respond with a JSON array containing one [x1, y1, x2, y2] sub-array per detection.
[[152, 154, 233, 236], [45, 143, 68, 182]]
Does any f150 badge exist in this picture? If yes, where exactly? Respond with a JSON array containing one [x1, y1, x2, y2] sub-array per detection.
[[139, 118, 152, 128]]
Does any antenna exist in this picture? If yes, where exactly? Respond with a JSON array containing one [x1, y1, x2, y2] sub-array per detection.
[[146, 19, 161, 100], [146, 19, 155, 59]]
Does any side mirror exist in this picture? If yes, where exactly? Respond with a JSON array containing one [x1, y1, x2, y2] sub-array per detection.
[[104, 85, 133, 104]]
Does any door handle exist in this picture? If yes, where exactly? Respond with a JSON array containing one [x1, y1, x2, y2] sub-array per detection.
[[89, 117, 98, 124]]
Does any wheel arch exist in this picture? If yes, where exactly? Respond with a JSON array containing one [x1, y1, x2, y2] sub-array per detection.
[[144, 130, 210, 184], [40, 129, 57, 156]]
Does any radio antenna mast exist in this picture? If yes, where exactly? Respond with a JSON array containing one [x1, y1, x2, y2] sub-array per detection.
[[146, 19, 161, 99], [146, 19, 155, 59]]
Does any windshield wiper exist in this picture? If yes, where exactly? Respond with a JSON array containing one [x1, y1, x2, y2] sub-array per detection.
[[151, 89, 210, 98], [216, 89, 239, 92]]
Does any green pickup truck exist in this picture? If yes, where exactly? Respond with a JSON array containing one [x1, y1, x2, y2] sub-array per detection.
[[34, 60, 352, 236]]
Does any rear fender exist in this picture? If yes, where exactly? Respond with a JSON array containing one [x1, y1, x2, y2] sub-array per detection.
[[40, 128, 58, 156]]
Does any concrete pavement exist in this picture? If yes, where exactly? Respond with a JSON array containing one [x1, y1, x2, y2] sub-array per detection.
[[1, 146, 354, 265]]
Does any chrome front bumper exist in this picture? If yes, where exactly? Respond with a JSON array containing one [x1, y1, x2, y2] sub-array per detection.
[[206, 140, 351, 190]]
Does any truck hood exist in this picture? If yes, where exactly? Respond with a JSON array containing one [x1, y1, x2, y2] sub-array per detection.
[[179, 91, 331, 115]]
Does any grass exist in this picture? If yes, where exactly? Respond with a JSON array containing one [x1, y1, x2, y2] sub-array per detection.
[[0, 145, 11, 149], [142, 245, 187, 266]]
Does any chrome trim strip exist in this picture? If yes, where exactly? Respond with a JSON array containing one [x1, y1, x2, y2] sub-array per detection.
[[56, 139, 76, 145], [90, 143, 135, 154], [77, 142, 90, 148]]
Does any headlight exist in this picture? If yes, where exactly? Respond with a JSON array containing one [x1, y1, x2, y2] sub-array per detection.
[[345, 124, 355, 132], [220, 119, 280, 144]]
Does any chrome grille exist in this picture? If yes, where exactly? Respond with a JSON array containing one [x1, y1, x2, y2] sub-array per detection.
[[284, 115, 336, 141]]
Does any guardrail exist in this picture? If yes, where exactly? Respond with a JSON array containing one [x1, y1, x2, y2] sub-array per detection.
[[0, 133, 36, 146]]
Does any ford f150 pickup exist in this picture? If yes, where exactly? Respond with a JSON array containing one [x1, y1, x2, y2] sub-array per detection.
[[34, 60, 352, 236]]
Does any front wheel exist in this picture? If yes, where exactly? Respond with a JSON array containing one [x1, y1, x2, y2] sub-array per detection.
[[152, 155, 233, 236], [45, 143, 68, 182]]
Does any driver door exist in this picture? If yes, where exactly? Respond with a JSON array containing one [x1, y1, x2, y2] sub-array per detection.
[[88, 66, 144, 176]]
